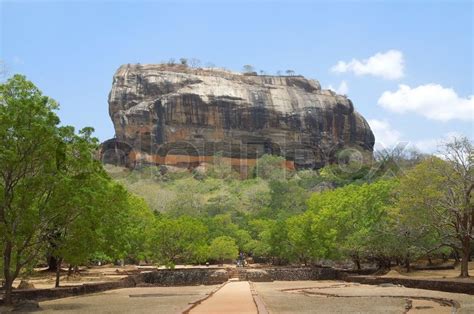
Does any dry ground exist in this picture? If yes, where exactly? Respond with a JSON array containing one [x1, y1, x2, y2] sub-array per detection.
[[36, 285, 217, 314], [2, 263, 474, 313], [382, 261, 474, 281], [2, 279, 473, 313], [253, 280, 474, 314]]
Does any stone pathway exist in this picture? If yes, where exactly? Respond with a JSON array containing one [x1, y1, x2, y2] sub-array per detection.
[[190, 280, 258, 314]]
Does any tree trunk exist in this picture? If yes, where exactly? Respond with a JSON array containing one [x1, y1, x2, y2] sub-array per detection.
[[377, 258, 390, 271], [354, 258, 361, 271], [405, 257, 411, 273], [3, 277, 13, 306], [460, 237, 470, 278], [453, 250, 460, 264], [47, 255, 58, 272], [55, 258, 63, 288], [67, 264, 73, 277], [3, 241, 13, 305]]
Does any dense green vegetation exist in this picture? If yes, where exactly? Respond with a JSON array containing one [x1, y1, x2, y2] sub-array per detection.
[[109, 140, 472, 276], [1, 75, 472, 304]]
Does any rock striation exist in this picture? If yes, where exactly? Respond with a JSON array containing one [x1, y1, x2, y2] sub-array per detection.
[[102, 64, 374, 170]]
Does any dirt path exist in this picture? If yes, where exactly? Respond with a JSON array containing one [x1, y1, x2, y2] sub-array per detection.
[[190, 280, 258, 314]]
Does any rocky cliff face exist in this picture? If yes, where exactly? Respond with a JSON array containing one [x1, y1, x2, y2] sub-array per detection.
[[102, 64, 374, 170]]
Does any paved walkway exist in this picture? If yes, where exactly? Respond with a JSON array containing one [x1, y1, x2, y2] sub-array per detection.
[[190, 280, 258, 314]]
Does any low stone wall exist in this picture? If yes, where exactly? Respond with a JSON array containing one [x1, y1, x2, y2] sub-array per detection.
[[344, 276, 474, 295], [413, 265, 454, 271], [2, 276, 139, 304], [267, 267, 337, 281], [239, 267, 337, 282], [336, 268, 377, 280], [140, 268, 229, 286], [239, 269, 272, 282]]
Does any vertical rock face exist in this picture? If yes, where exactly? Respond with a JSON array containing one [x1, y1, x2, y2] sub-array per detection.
[[103, 64, 374, 170]]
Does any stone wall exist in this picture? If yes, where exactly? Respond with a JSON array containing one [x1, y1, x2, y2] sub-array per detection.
[[344, 275, 474, 295], [239, 267, 338, 282], [2, 276, 138, 304], [139, 268, 229, 286]]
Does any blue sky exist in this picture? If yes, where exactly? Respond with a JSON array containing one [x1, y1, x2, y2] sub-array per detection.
[[1, 0, 473, 152]]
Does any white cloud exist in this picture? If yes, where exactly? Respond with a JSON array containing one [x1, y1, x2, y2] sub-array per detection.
[[368, 119, 402, 150], [378, 84, 474, 121], [411, 131, 463, 153], [331, 50, 404, 80], [327, 80, 349, 95], [368, 118, 466, 153]]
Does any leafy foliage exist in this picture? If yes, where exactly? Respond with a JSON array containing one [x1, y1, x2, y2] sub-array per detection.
[[209, 236, 239, 263], [150, 216, 208, 267]]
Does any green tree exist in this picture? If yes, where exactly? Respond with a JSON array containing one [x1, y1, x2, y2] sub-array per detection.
[[49, 177, 120, 285], [286, 213, 315, 265], [44, 126, 114, 286], [205, 214, 239, 240], [388, 206, 442, 272], [123, 194, 155, 263], [207, 152, 239, 180], [209, 236, 238, 264], [286, 211, 333, 265], [234, 229, 253, 253], [205, 193, 239, 217], [92, 182, 138, 262], [266, 180, 308, 218], [253, 154, 290, 181], [0, 75, 63, 304], [267, 220, 292, 264], [246, 219, 273, 260], [318, 163, 371, 187], [307, 180, 398, 269], [398, 137, 473, 277], [150, 216, 208, 267]]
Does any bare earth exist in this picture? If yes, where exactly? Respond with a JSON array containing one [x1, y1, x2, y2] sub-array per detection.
[[37, 285, 217, 314], [383, 261, 474, 281], [253, 280, 474, 314], [4, 280, 464, 313], [2, 264, 473, 313]]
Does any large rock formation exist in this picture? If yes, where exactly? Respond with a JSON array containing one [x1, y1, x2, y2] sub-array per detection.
[[102, 64, 374, 170]]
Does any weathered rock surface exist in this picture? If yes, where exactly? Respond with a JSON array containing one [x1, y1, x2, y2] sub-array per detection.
[[102, 64, 374, 170]]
